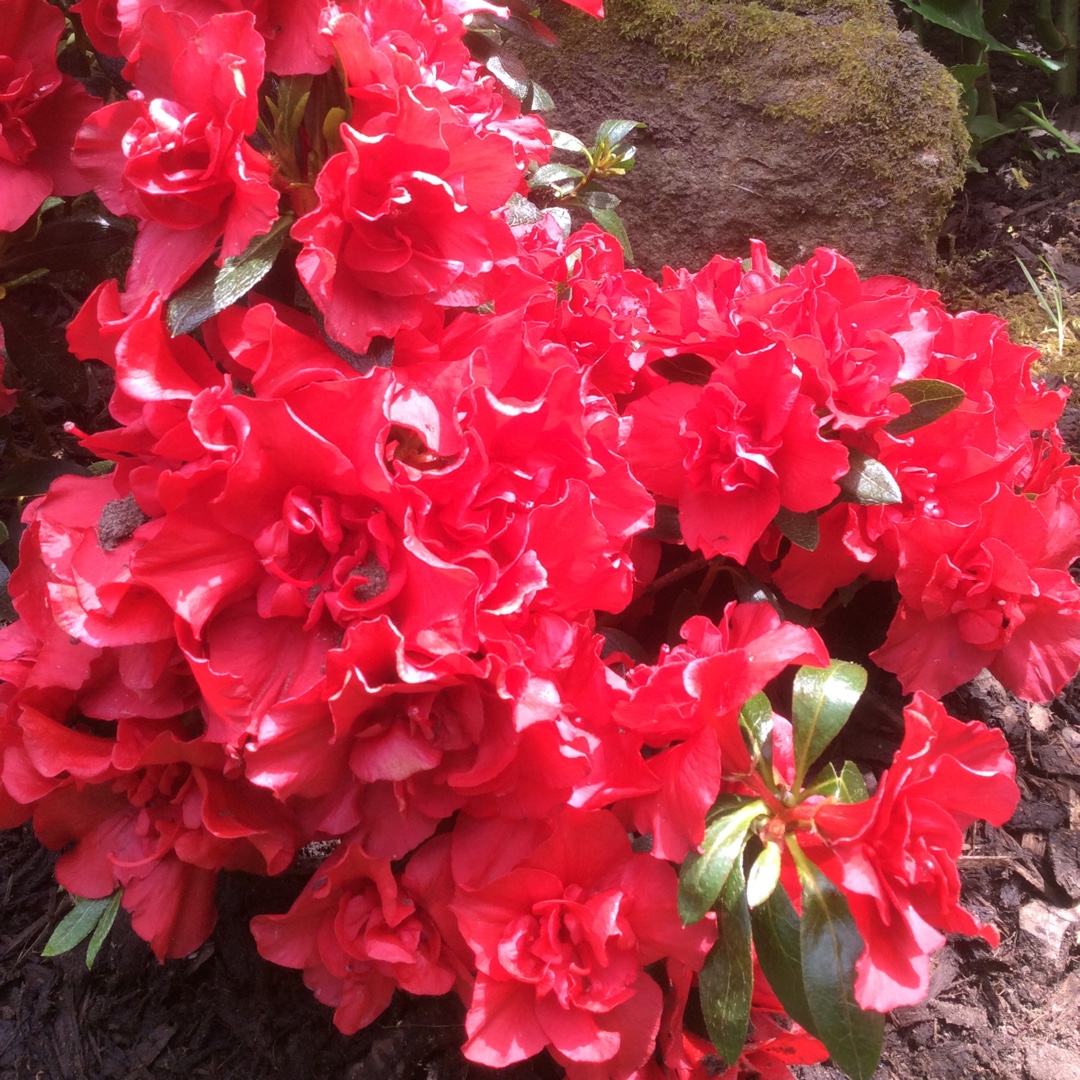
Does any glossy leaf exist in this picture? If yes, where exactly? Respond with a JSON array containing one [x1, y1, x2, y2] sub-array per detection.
[[699, 858, 753, 1066], [837, 450, 902, 506], [485, 53, 530, 99], [791, 660, 867, 787], [85, 890, 122, 968], [751, 880, 818, 1035], [738, 692, 774, 766], [588, 206, 633, 262], [595, 119, 641, 148], [793, 845, 884, 1080], [577, 188, 621, 212], [774, 506, 820, 551], [885, 379, 965, 435], [802, 762, 841, 800], [43, 895, 112, 957], [549, 129, 589, 154], [838, 761, 869, 803], [529, 163, 585, 188], [745, 842, 783, 909], [167, 215, 292, 337], [679, 799, 765, 925]]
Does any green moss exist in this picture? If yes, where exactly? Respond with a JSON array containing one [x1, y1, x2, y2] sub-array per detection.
[[594, 0, 968, 215]]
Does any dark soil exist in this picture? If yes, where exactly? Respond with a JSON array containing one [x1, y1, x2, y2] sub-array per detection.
[[3, 94, 1080, 1080]]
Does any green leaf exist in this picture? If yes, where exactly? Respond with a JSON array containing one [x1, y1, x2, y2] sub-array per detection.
[[745, 842, 782, 909], [595, 119, 642, 148], [773, 506, 819, 551], [838, 761, 869, 803], [549, 129, 589, 154], [576, 188, 621, 212], [897, 0, 1063, 75], [792, 845, 884, 1080], [791, 660, 867, 787], [42, 895, 113, 957], [885, 379, 965, 435], [588, 206, 633, 263], [167, 215, 293, 338], [738, 692, 774, 766], [750, 880, 818, 1035], [529, 163, 585, 188], [802, 761, 841, 800], [679, 800, 765, 925], [84, 890, 122, 968], [837, 449, 902, 506], [485, 53, 531, 99], [699, 858, 753, 1066], [0, 460, 89, 498]]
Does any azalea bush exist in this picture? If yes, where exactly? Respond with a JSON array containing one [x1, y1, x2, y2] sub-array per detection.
[[1, 0, 1077, 1078]]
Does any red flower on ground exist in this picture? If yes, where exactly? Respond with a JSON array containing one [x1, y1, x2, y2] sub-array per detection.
[[251, 836, 467, 1033], [813, 692, 1019, 1011], [871, 483, 1080, 700], [452, 808, 714, 1077]]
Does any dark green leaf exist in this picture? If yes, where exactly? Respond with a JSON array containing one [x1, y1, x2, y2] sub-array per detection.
[[679, 800, 765, 925], [773, 507, 820, 551], [738, 692, 774, 766], [751, 880, 818, 1035], [576, 188, 621, 212], [898, 0, 1063, 74], [485, 53, 530, 99], [838, 761, 869, 803], [803, 762, 841, 800], [588, 206, 633, 262], [791, 660, 867, 787], [167, 215, 293, 337], [650, 352, 714, 386], [699, 858, 753, 1066], [838, 449, 902, 506], [528, 81, 555, 111], [0, 460, 89, 498], [549, 129, 588, 154], [529, 163, 585, 189], [794, 846, 884, 1080], [885, 379, 965, 436], [595, 119, 642, 148], [84, 890, 122, 968], [745, 842, 782, 909], [1, 208, 134, 274], [42, 896, 112, 957]]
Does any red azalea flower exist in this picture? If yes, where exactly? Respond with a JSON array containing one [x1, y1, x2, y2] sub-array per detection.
[[292, 89, 521, 352], [625, 327, 848, 563], [813, 693, 1019, 1011], [73, 8, 278, 300], [0, 0, 99, 232], [453, 808, 714, 1075], [252, 836, 467, 1033], [872, 483, 1080, 700]]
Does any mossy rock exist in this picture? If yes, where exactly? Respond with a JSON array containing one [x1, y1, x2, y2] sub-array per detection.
[[516, 0, 969, 281]]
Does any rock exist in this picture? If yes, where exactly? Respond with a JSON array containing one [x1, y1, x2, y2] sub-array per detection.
[[1025, 1042, 1080, 1080], [515, 0, 968, 281], [1018, 897, 1080, 958]]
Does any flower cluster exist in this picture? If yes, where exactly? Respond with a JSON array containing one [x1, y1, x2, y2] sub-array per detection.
[[0, 1, 1071, 1078]]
